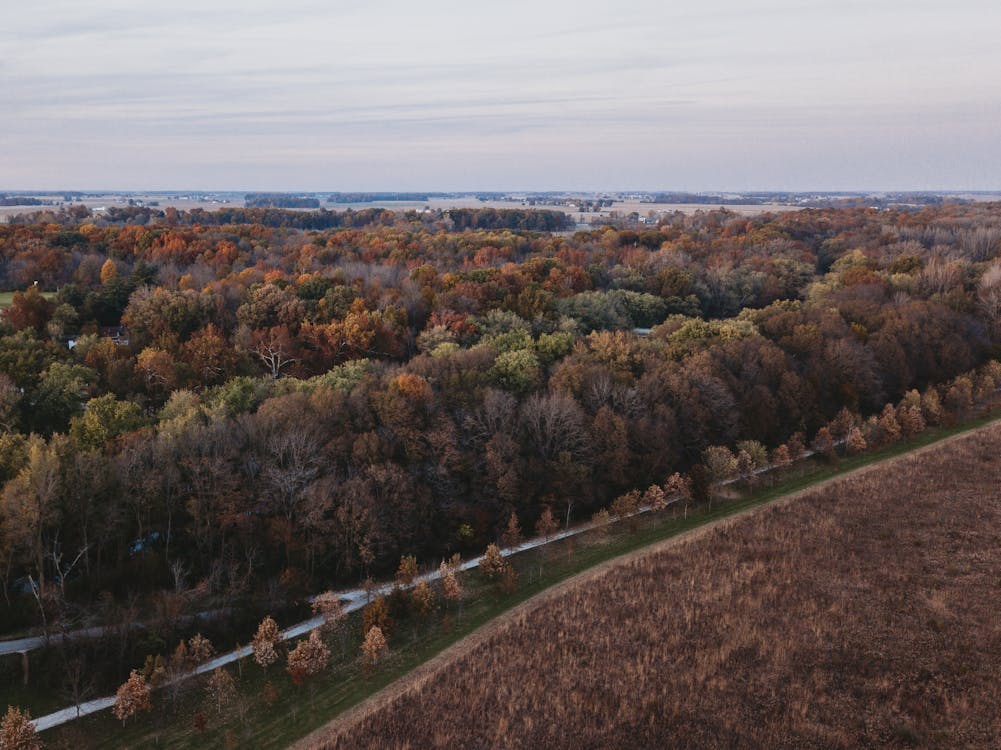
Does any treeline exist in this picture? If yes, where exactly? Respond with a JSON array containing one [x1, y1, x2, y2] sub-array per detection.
[[0, 196, 49, 207], [327, 193, 433, 203], [1, 203, 1001, 632], [244, 194, 321, 209], [446, 208, 572, 231], [4, 205, 573, 232]]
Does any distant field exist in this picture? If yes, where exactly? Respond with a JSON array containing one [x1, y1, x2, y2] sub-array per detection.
[[311, 423, 1001, 749], [0, 290, 56, 307], [0, 193, 801, 224]]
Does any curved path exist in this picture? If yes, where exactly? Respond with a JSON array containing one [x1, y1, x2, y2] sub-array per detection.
[[31, 497, 637, 731]]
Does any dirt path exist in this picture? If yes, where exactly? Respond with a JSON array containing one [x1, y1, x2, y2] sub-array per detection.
[[290, 419, 1001, 750]]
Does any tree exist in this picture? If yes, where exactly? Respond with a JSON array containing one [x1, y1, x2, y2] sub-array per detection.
[[181, 324, 238, 385], [61, 653, 97, 720], [735, 439, 768, 468], [811, 427, 835, 460], [286, 629, 329, 686], [611, 490, 640, 533], [27, 362, 97, 436], [591, 508, 612, 535], [921, 388, 943, 425], [945, 376, 974, 418], [787, 432, 806, 461], [361, 625, 387, 666], [642, 484, 667, 510], [897, 404, 925, 437], [534, 506, 558, 541], [499, 561, 519, 594], [121, 286, 214, 346], [205, 667, 238, 717], [4, 287, 54, 334], [395, 555, 418, 588], [411, 580, 435, 620], [362, 596, 393, 638], [977, 262, 1001, 334], [69, 393, 144, 449], [113, 670, 152, 725], [664, 472, 692, 518], [828, 408, 858, 440], [500, 511, 523, 549], [701, 445, 737, 510], [137, 345, 177, 389], [311, 591, 345, 634], [479, 543, 506, 579], [440, 562, 462, 609], [250, 325, 298, 379], [252, 616, 282, 672], [0, 706, 41, 750], [520, 392, 587, 462], [490, 349, 541, 394], [845, 427, 867, 455], [0, 373, 20, 434], [877, 403, 901, 445], [188, 633, 215, 665], [771, 444, 792, 468], [1, 438, 60, 608], [141, 654, 166, 687], [100, 259, 118, 284], [735, 449, 755, 481], [702, 445, 737, 485]]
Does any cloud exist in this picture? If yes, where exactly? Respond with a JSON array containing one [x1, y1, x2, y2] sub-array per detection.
[[2, 0, 1000, 189]]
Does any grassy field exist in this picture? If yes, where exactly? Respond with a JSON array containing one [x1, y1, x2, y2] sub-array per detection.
[[0, 289, 57, 308], [38, 412, 1001, 749], [308, 421, 1001, 749]]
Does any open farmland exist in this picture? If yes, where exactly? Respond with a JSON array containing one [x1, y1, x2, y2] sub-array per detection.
[[303, 422, 1001, 750]]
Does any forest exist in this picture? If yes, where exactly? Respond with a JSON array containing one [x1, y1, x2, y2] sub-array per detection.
[[1, 201, 1001, 648]]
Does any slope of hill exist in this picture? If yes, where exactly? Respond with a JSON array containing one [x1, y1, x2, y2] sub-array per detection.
[[300, 421, 1001, 749]]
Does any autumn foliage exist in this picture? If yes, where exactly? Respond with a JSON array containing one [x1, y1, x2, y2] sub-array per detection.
[[286, 629, 330, 686], [252, 616, 282, 671], [4, 203, 1001, 727], [112, 670, 152, 725], [0, 706, 41, 750], [361, 626, 387, 666]]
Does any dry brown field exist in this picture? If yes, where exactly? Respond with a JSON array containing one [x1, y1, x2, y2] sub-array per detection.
[[300, 422, 1001, 750]]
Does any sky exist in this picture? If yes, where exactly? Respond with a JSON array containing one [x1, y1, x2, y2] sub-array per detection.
[[2, 0, 1001, 192]]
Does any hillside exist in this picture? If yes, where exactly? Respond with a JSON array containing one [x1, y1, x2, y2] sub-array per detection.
[[301, 421, 1001, 749]]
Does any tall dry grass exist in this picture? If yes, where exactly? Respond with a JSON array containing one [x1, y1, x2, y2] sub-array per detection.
[[310, 424, 1001, 749]]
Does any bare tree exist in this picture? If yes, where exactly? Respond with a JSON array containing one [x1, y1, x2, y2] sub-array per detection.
[[252, 325, 297, 379], [520, 392, 587, 462], [978, 263, 1001, 334], [958, 226, 1001, 261], [62, 653, 97, 718]]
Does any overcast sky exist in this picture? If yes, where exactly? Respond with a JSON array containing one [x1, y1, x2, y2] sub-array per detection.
[[2, 0, 1000, 191]]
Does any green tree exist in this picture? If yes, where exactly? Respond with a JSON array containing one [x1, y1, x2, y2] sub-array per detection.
[[490, 349, 541, 394], [27, 362, 97, 435], [69, 393, 145, 449]]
